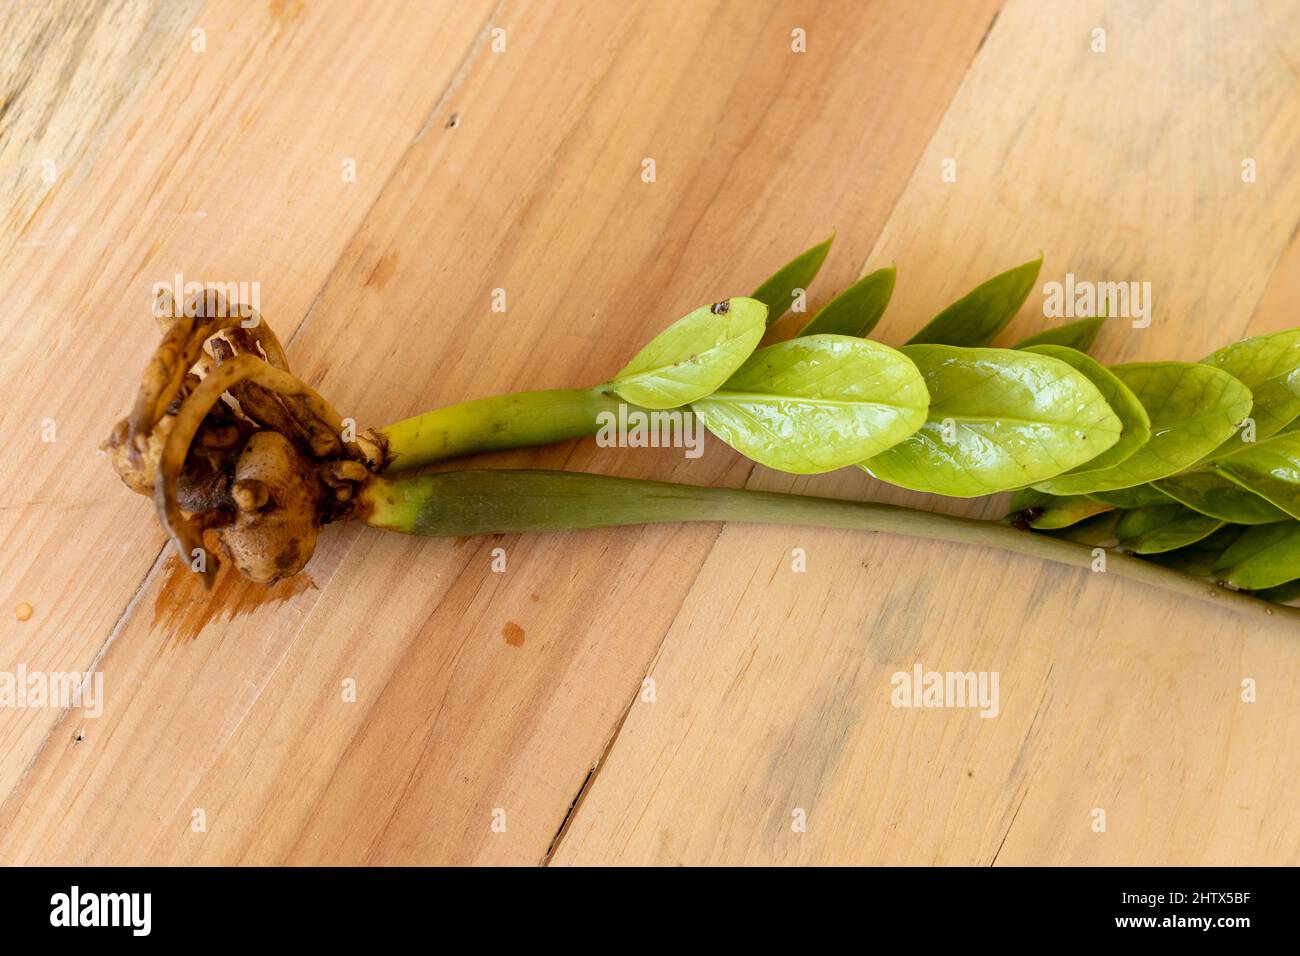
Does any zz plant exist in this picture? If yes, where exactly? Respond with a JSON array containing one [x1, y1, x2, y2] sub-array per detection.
[[105, 235, 1300, 623]]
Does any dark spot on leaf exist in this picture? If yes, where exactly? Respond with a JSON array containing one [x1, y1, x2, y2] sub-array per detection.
[[1008, 506, 1043, 531], [711, 301, 730, 314]]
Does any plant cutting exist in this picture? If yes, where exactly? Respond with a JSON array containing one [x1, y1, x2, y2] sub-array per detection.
[[104, 235, 1300, 623]]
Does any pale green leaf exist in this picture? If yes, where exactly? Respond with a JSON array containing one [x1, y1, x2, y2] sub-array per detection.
[[1021, 344, 1150, 475], [609, 297, 766, 409], [860, 345, 1122, 497], [1033, 362, 1253, 495], [1213, 431, 1300, 520], [1200, 328, 1300, 458], [692, 335, 929, 474]]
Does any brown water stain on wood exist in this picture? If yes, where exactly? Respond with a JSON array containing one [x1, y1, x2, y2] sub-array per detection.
[[365, 251, 398, 291], [153, 555, 315, 645], [502, 621, 525, 647]]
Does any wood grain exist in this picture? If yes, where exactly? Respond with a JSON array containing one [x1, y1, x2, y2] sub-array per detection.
[[5, 0, 1295, 868], [0, 0, 999, 863], [553, 0, 1300, 865], [0, 0, 497, 817]]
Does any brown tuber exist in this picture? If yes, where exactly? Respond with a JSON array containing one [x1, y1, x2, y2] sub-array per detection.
[[104, 291, 383, 588]]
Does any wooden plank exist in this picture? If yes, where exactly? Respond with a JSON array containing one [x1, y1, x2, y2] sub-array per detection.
[[553, 0, 1300, 865], [0, 0, 205, 261], [0, 0, 1000, 863], [0, 0, 495, 811]]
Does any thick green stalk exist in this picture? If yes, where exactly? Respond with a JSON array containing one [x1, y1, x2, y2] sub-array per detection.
[[358, 469, 1300, 624], [379, 387, 621, 472]]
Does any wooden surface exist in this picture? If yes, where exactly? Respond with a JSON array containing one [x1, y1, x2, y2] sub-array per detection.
[[1, 0, 1296, 865]]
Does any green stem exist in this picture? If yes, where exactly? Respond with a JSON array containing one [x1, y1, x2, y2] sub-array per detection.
[[358, 469, 1300, 624], [379, 387, 622, 472]]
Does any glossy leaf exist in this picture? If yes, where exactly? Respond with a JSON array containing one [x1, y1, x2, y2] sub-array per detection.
[[1151, 469, 1289, 524], [860, 345, 1122, 497], [905, 257, 1042, 347], [797, 266, 895, 338], [1034, 362, 1253, 495], [1200, 328, 1300, 457], [1213, 431, 1300, 519], [1145, 525, 1245, 576], [1114, 505, 1223, 555], [1006, 489, 1113, 530], [692, 334, 928, 474], [751, 233, 834, 326], [609, 297, 766, 409], [1045, 510, 1120, 546], [1212, 521, 1300, 590], [1021, 344, 1150, 475], [1012, 315, 1106, 353], [1086, 486, 1175, 509]]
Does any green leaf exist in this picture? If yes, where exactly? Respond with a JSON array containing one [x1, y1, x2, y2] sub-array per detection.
[[1213, 431, 1300, 520], [691, 334, 928, 474], [1212, 521, 1300, 590], [905, 257, 1042, 347], [1145, 525, 1245, 576], [751, 233, 835, 326], [1199, 328, 1300, 457], [1151, 469, 1290, 524], [1021, 344, 1150, 475], [1006, 489, 1113, 530], [1044, 510, 1120, 546], [860, 345, 1122, 497], [797, 266, 895, 338], [1012, 315, 1106, 353], [1033, 362, 1253, 495], [1254, 578, 1300, 604], [609, 297, 766, 409], [1086, 486, 1175, 509], [1114, 504, 1223, 555]]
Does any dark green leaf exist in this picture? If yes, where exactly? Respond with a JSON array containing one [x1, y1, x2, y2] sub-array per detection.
[[797, 266, 895, 338], [1012, 315, 1106, 352], [1212, 521, 1300, 589], [1087, 486, 1175, 509], [1152, 469, 1290, 524], [1145, 525, 1245, 576], [1044, 510, 1120, 546], [1254, 578, 1300, 604], [1114, 505, 1223, 554], [905, 257, 1042, 347], [751, 233, 835, 326]]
